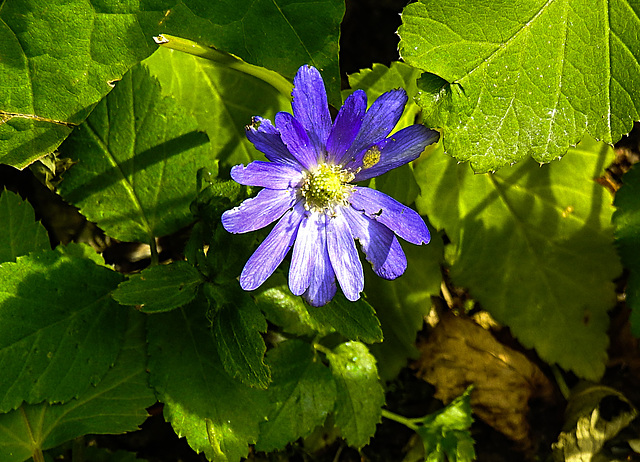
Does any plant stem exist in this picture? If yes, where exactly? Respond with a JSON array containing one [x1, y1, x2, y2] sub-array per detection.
[[154, 34, 294, 98], [313, 343, 333, 357], [551, 365, 571, 400], [149, 237, 159, 267], [381, 409, 421, 431]]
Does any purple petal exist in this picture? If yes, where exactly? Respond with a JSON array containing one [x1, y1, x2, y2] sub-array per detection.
[[245, 116, 299, 168], [353, 125, 440, 181], [343, 89, 408, 163], [275, 112, 321, 170], [326, 90, 367, 164], [342, 206, 407, 279], [290, 212, 337, 307], [326, 210, 364, 301], [239, 204, 305, 291], [222, 188, 298, 234], [348, 187, 430, 245], [292, 65, 332, 150], [230, 161, 304, 189]]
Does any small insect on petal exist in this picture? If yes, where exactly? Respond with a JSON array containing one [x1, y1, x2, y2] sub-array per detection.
[[362, 146, 381, 169]]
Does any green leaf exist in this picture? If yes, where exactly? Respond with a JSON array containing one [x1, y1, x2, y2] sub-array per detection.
[[0, 0, 172, 169], [327, 341, 384, 449], [367, 236, 444, 382], [0, 310, 155, 462], [0, 189, 50, 263], [156, 0, 345, 107], [613, 165, 640, 335], [414, 137, 622, 380], [308, 294, 383, 344], [416, 387, 475, 462], [112, 261, 204, 313], [211, 295, 271, 389], [57, 64, 211, 244], [144, 47, 292, 168], [254, 274, 331, 337], [0, 243, 127, 413], [148, 302, 270, 462], [256, 340, 337, 452], [398, 0, 640, 172]]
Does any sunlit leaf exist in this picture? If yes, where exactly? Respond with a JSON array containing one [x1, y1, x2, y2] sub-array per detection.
[[58, 64, 211, 244], [256, 340, 336, 451], [414, 137, 622, 380], [0, 0, 172, 168], [309, 295, 383, 344], [327, 341, 384, 448], [0, 189, 50, 263], [399, 0, 640, 172], [0, 243, 127, 413]]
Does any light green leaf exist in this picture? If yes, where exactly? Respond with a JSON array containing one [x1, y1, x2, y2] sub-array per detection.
[[414, 137, 622, 380], [398, 0, 640, 172], [327, 341, 384, 449], [144, 47, 292, 168], [148, 302, 270, 462], [367, 236, 444, 382], [416, 387, 475, 462], [308, 294, 383, 344], [0, 0, 172, 169], [156, 0, 344, 107], [256, 340, 336, 452], [614, 165, 640, 335], [0, 310, 155, 462], [0, 243, 127, 413], [0, 189, 50, 263], [112, 261, 204, 313], [212, 296, 271, 389], [57, 63, 211, 244]]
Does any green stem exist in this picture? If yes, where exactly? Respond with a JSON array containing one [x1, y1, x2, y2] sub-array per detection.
[[149, 237, 159, 267], [551, 365, 571, 400], [313, 343, 333, 357], [154, 34, 294, 98], [381, 409, 421, 431]]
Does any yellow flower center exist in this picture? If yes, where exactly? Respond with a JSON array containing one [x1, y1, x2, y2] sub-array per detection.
[[301, 164, 354, 212]]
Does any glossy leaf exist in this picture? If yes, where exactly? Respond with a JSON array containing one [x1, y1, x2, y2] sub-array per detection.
[[308, 295, 383, 344], [256, 340, 336, 451], [0, 0, 172, 169], [399, 0, 640, 172], [58, 64, 211, 244], [147, 302, 270, 462], [613, 165, 640, 335], [144, 47, 292, 168], [0, 243, 127, 413], [327, 341, 384, 448], [414, 137, 622, 380], [0, 311, 155, 462], [0, 189, 50, 263], [156, 0, 344, 107], [416, 386, 475, 462], [112, 261, 204, 313]]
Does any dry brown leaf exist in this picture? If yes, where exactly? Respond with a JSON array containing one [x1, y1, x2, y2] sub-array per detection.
[[414, 313, 555, 446]]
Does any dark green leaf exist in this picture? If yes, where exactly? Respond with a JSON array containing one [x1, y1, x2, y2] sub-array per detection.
[[58, 64, 211, 244], [256, 340, 336, 451], [327, 341, 384, 448], [0, 310, 155, 462], [414, 137, 622, 380], [212, 296, 271, 389], [148, 302, 270, 461], [308, 295, 383, 344], [0, 0, 172, 168], [112, 261, 203, 313], [416, 386, 475, 462], [0, 189, 50, 263], [398, 0, 640, 172], [0, 243, 127, 413], [613, 165, 640, 335], [156, 0, 344, 107], [144, 47, 292, 168]]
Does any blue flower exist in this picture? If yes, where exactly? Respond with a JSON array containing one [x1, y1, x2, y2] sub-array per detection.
[[222, 65, 439, 306]]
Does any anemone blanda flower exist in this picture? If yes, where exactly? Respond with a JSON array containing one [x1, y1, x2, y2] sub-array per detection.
[[222, 65, 439, 307]]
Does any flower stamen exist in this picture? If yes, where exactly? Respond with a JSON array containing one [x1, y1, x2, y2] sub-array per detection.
[[301, 164, 354, 212]]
